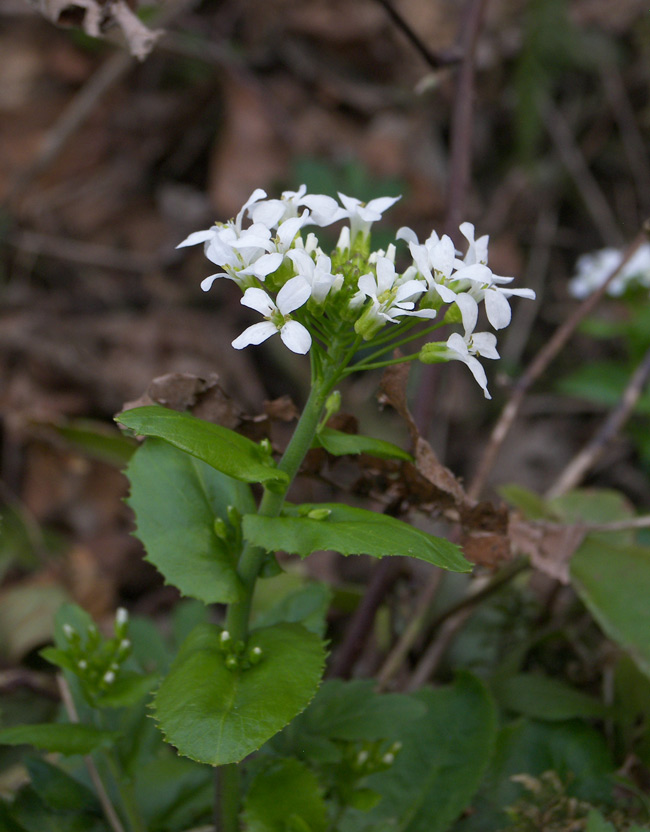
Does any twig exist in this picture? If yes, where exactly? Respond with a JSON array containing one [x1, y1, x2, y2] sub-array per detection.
[[6, 228, 159, 273], [406, 558, 528, 688], [376, 566, 443, 690], [57, 676, 127, 832], [600, 62, 650, 216], [545, 344, 650, 499], [542, 97, 623, 247], [371, 0, 461, 70], [328, 558, 404, 679], [444, 0, 490, 241], [467, 225, 650, 501]]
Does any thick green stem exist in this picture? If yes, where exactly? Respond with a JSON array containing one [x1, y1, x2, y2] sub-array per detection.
[[224, 376, 331, 642], [215, 764, 241, 832]]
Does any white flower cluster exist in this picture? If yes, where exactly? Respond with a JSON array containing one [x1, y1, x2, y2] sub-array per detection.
[[569, 244, 650, 299], [177, 187, 535, 398]]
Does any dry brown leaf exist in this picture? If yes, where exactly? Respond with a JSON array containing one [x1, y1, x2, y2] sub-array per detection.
[[27, 0, 162, 60], [509, 516, 587, 585]]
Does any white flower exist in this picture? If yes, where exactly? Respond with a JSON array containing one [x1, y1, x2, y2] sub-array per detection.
[[421, 331, 499, 399], [288, 249, 340, 303], [353, 257, 435, 338], [232, 277, 312, 354], [458, 222, 489, 266], [248, 185, 308, 228], [177, 189, 267, 250], [338, 192, 401, 241], [201, 222, 278, 290], [452, 269, 536, 330], [445, 331, 499, 399], [569, 244, 650, 298]]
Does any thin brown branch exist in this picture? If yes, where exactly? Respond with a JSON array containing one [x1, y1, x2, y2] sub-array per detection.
[[546, 344, 650, 499], [467, 225, 650, 501], [371, 0, 461, 70], [543, 97, 623, 247], [328, 558, 404, 679], [57, 676, 127, 832], [444, 0, 490, 242]]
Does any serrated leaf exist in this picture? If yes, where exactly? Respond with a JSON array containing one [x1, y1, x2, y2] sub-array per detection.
[[243, 503, 470, 573], [153, 622, 326, 765], [0, 723, 118, 755], [126, 439, 249, 604], [571, 538, 650, 679], [493, 673, 607, 721], [243, 758, 327, 832], [117, 405, 288, 485], [352, 672, 497, 832], [315, 427, 412, 461]]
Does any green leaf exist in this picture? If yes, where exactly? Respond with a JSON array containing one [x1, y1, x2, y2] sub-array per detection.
[[243, 758, 327, 832], [571, 538, 650, 679], [25, 758, 99, 813], [117, 405, 288, 486], [585, 809, 616, 832], [54, 419, 136, 466], [254, 582, 332, 637], [315, 427, 412, 461], [493, 673, 607, 721], [498, 484, 557, 520], [153, 622, 326, 765], [243, 503, 470, 573], [0, 723, 118, 755], [96, 672, 159, 708], [126, 439, 249, 604], [298, 679, 427, 742], [350, 672, 497, 832]]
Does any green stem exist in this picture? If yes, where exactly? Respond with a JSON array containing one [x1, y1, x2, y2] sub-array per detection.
[[225, 375, 332, 642], [215, 764, 241, 832]]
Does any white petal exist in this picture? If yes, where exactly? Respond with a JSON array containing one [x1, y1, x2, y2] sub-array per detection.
[[232, 321, 277, 349], [280, 320, 312, 354], [472, 332, 499, 359], [249, 199, 285, 228], [396, 226, 419, 245], [435, 283, 458, 304], [276, 276, 311, 314], [301, 195, 347, 226], [357, 273, 379, 299], [454, 293, 478, 336], [337, 192, 360, 212], [276, 214, 307, 249], [395, 279, 425, 302], [241, 287, 275, 316], [375, 257, 397, 293], [454, 263, 492, 283], [176, 229, 216, 248], [251, 253, 283, 279], [367, 195, 401, 214], [464, 356, 491, 399], [200, 273, 227, 291], [409, 244, 432, 279], [446, 332, 469, 357], [288, 249, 315, 276], [484, 289, 512, 329]]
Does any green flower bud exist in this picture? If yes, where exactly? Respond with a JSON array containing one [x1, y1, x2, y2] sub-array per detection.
[[307, 508, 332, 520]]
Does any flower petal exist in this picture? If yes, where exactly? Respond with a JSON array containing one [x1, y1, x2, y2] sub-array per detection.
[[280, 320, 312, 354], [241, 287, 275, 316], [200, 273, 228, 292], [484, 289, 512, 329], [232, 321, 277, 349], [176, 229, 216, 248], [276, 276, 311, 314]]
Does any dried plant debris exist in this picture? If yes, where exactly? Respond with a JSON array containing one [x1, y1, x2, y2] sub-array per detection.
[[26, 0, 162, 60]]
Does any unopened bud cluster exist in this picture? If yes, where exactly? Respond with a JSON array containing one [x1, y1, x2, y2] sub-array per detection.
[[347, 739, 402, 776], [218, 628, 264, 672], [61, 608, 132, 703], [178, 187, 535, 399]]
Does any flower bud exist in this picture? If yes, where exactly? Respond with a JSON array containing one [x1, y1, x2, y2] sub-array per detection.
[[307, 508, 331, 520]]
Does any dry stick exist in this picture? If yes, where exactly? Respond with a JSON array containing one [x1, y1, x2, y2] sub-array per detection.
[[328, 559, 404, 679], [545, 343, 650, 499], [5, 0, 200, 206], [542, 98, 624, 247], [371, 0, 461, 70], [467, 225, 650, 502], [600, 62, 650, 216], [414, 0, 489, 432], [57, 676, 127, 832], [376, 567, 443, 690]]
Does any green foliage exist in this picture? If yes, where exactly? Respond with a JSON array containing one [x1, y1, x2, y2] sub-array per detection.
[[243, 758, 327, 832], [153, 622, 327, 765], [0, 723, 118, 755], [339, 673, 497, 832], [125, 438, 249, 603], [243, 503, 470, 572], [492, 674, 608, 722], [571, 538, 650, 679], [314, 426, 413, 461], [253, 581, 332, 637], [117, 405, 288, 486], [54, 419, 136, 467]]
